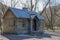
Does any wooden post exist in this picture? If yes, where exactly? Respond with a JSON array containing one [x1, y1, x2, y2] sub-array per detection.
[[30, 15, 35, 34], [30, 18, 33, 34], [30, 15, 32, 34]]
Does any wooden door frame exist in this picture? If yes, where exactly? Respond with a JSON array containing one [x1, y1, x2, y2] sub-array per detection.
[[30, 16, 39, 32]]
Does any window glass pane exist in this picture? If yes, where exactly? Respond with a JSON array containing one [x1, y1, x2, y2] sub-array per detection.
[[22, 21, 26, 27]]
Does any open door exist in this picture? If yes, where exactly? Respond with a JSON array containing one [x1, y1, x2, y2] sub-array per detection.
[[30, 15, 39, 33], [33, 18, 37, 31]]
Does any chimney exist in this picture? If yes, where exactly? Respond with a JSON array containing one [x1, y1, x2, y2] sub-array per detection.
[[22, 7, 28, 11]]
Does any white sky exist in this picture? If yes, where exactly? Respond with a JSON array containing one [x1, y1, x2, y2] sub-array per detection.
[[2, 0, 44, 11]]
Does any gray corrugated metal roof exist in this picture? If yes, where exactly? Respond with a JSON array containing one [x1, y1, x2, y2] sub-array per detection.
[[9, 7, 44, 19], [10, 8, 30, 18], [25, 11, 44, 19]]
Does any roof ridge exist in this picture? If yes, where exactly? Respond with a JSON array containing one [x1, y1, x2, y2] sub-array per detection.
[[9, 7, 44, 19]]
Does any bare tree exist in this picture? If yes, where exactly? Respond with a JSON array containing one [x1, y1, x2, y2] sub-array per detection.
[[11, 0, 19, 7], [49, 0, 57, 30], [41, 0, 58, 30], [40, 0, 50, 15], [20, 0, 40, 11]]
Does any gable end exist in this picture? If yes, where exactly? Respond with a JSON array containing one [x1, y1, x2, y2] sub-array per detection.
[[3, 9, 17, 19]]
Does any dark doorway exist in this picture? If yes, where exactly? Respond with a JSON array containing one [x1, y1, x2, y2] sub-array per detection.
[[33, 18, 37, 31]]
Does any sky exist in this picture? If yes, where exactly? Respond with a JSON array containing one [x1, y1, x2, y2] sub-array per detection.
[[1, 0, 44, 11], [0, 0, 60, 11]]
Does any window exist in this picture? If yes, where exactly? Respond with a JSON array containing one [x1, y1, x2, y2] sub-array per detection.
[[17, 20, 26, 27], [22, 21, 26, 27], [14, 20, 15, 26]]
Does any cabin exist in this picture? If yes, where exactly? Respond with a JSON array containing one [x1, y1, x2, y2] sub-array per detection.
[[2, 7, 44, 34]]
